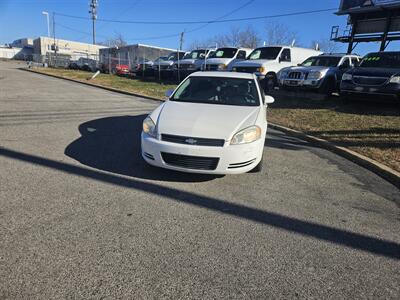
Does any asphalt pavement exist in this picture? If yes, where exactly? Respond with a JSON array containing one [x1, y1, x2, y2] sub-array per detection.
[[0, 61, 399, 299]]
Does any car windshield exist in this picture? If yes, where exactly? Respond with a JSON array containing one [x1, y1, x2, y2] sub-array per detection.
[[209, 48, 238, 58], [360, 52, 400, 68], [154, 57, 168, 63], [184, 50, 207, 59], [171, 77, 259, 106], [248, 47, 282, 60], [301, 56, 341, 67], [167, 53, 182, 61]]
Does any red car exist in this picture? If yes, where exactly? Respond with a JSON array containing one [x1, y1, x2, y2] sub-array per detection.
[[115, 64, 130, 76]]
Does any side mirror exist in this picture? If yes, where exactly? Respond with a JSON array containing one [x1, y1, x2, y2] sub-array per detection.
[[165, 89, 174, 98], [265, 95, 275, 104]]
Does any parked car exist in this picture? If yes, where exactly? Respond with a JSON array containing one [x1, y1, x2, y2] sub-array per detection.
[[115, 64, 130, 77], [173, 49, 215, 80], [201, 47, 253, 71], [76, 57, 98, 72], [141, 71, 275, 174], [341, 51, 400, 101], [133, 59, 154, 77], [68, 61, 80, 70], [277, 53, 361, 95], [231, 46, 322, 91], [152, 51, 187, 79]]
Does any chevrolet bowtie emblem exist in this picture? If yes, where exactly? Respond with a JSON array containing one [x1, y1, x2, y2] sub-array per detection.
[[185, 138, 197, 145]]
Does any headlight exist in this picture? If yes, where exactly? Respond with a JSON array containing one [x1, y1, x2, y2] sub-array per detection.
[[278, 70, 288, 79], [230, 126, 261, 145], [217, 64, 227, 70], [232, 67, 237, 72], [142, 116, 157, 138], [257, 67, 265, 73], [308, 71, 323, 80], [342, 73, 353, 81], [389, 76, 400, 83]]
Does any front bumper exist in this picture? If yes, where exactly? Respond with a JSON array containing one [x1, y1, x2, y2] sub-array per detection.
[[141, 133, 265, 174], [279, 78, 323, 89], [340, 81, 400, 100]]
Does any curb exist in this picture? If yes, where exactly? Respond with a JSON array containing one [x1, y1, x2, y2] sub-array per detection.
[[21, 68, 165, 103], [22, 68, 399, 188], [268, 123, 399, 189]]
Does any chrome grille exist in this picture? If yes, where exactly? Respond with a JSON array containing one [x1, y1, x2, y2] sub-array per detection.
[[288, 72, 302, 79], [161, 152, 219, 170], [353, 76, 388, 86], [162, 134, 225, 147]]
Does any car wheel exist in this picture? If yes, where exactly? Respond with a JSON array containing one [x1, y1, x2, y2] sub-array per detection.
[[264, 74, 277, 93], [249, 156, 263, 173], [319, 78, 336, 97]]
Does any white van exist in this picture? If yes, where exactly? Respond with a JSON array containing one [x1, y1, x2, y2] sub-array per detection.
[[231, 46, 322, 91], [202, 47, 253, 71]]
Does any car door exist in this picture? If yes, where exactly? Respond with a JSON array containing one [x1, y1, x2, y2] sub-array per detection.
[[229, 50, 247, 70], [280, 49, 291, 64], [337, 57, 351, 86]]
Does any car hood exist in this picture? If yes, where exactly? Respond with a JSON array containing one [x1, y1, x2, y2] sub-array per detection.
[[233, 59, 274, 67], [154, 101, 260, 140], [179, 59, 203, 65], [205, 58, 232, 65], [284, 66, 330, 73], [157, 61, 174, 66], [349, 67, 400, 77]]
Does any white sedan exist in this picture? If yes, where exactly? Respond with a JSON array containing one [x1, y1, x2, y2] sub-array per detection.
[[141, 71, 274, 174]]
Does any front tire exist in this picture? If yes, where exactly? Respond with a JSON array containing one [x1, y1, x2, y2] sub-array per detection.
[[319, 77, 336, 96], [264, 74, 277, 93], [249, 156, 263, 173]]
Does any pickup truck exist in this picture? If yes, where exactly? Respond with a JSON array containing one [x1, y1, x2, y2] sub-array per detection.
[[201, 47, 253, 71], [231, 46, 322, 91], [152, 51, 186, 79], [173, 49, 215, 80]]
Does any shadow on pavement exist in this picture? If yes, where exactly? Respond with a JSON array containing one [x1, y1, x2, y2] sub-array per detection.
[[64, 114, 222, 183], [0, 146, 399, 260]]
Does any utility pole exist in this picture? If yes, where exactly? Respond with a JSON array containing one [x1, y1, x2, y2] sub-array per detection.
[[178, 32, 184, 83], [52, 12, 57, 66], [179, 32, 184, 51], [89, 0, 98, 45]]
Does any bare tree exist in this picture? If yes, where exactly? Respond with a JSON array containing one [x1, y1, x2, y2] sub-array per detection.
[[189, 25, 260, 50], [311, 38, 342, 53], [264, 22, 298, 46], [99, 33, 128, 47]]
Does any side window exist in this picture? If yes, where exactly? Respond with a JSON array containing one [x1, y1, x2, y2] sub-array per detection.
[[236, 50, 247, 59], [280, 49, 291, 62], [341, 58, 351, 68]]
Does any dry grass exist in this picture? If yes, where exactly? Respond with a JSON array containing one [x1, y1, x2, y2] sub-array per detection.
[[268, 97, 400, 172], [33, 67, 176, 100], [30, 67, 400, 172]]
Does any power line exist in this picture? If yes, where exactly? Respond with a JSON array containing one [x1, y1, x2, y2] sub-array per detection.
[[57, 23, 108, 39], [54, 7, 336, 25], [186, 0, 255, 34]]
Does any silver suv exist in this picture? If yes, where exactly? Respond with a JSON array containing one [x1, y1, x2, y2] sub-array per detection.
[[278, 53, 361, 95]]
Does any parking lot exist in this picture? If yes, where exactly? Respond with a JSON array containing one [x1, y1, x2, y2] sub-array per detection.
[[0, 61, 399, 298]]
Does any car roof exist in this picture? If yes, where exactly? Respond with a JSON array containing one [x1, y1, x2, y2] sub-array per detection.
[[189, 71, 255, 80]]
